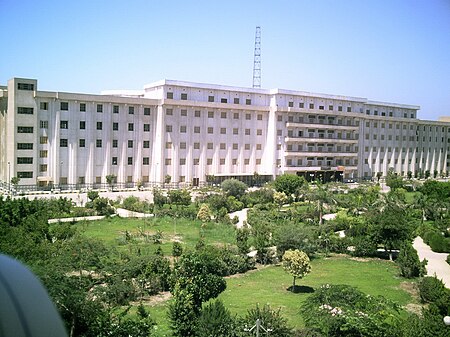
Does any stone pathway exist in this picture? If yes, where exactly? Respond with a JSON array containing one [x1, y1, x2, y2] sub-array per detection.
[[413, 236, 450, 288], [228, 208, 249, 228]]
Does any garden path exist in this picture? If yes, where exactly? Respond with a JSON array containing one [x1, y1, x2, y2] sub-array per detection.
[[413, 236, 450, 288], [228, 208, 249, 228]]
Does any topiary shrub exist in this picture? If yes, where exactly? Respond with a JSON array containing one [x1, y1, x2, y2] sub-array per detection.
[[428, 232, 450, 253], [397, 241, 427, 278], [418, 276, 446, 303]]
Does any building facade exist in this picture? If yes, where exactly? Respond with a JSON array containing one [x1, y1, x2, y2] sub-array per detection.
[[0, 77, 449, 189]]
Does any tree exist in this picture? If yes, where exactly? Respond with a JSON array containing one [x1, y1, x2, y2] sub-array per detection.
[[307, 182, 336, 225], [197, 299, 236, 337], [87, 190, 99, 201], [236, 224, 250, 255], [282, 249, 311, 290], [10, 176, 20, 190], [168, 285, 198, 337], [197, 203, 212, 222], [221, 179, 247, 199], [386, 168, 404, 190], [273, 191, 288, 208], [397, 241, 427, 278], [273, 174, 306, 198], [106, 174, 117, 189], [168, 189, 192, 206], [172, 241, 183, 259], [238, 304, 292, 337]]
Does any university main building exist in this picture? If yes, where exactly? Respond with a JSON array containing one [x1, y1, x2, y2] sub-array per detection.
[[0, 77, 449, 189]]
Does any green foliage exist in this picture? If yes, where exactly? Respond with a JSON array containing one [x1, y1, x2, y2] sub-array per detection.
[[274, 191, 288, 207], [386, 168, 404, 190], [172, 241, 183, 258], [351, 236, 377, 257], [168, 189, 192, 206], [155, 203, 199, 220], [274, 224, 317, 257], [418, 276, 446, 304], [396, 241, 427, 278], [197, 203, 212, 222], [106, 174, 117, 186], [274, 173, 306, 197], [221, 179, 247, 199], [121, 196, 152, 213], [226, 195, 244, 212], [236, 225, 250, 255], [93, 197, 115, 215], [241, 187, 274, 207], [153, 188, 167, 207], [426, 231, 450, 253], [282, 249, 311, 288], [87, 190, 99, 201], [238, 304, 292, 337], [301, 284, 402, 337], [11, 176, 20, 186], [168, 285, 198, 337], [197, 299, 237, 337], [403, 304, 450, 337]]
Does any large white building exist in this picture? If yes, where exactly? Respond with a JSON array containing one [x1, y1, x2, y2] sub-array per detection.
[[0, 77, 449, 190]]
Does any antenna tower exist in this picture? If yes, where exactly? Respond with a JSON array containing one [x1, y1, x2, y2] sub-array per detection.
[[252, 26, 261, 88]]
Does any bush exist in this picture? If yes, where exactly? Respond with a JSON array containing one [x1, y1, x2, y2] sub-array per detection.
[[238, 304, 292, 337], [197, 299, 237, 337], [241, 187, 274, 207], [418, 276, 446, 303], [428, 232, 450, 253], [351, 236, 377, 257], [221, 179, 247, 199], [397, 241, 427, 278], [121, 196, 152, 213]]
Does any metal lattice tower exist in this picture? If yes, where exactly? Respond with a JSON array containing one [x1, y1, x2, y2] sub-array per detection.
[[252, 26, 261, 88]]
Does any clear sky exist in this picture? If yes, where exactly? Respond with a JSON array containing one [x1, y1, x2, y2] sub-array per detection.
[[1, 0, 449, 120]]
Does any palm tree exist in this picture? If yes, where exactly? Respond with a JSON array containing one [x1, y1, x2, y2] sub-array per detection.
[[306, 182, 336, 225]]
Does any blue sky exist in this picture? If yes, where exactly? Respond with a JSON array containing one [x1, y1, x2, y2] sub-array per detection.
[[1, 0, 449, 120]]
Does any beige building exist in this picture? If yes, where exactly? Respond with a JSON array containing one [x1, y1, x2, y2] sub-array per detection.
[[0, 77, 449, 190]]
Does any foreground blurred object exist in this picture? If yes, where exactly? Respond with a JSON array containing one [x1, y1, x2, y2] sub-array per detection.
[[0, 255, 68, 337]]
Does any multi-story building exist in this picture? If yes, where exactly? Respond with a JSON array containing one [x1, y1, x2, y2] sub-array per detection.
[[0, 77, 448, 190]]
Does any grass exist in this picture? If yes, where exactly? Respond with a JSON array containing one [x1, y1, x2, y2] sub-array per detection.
[[77, 216, 237, 255]]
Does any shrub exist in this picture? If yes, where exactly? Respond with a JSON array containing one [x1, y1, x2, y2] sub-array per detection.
[[221, 179, 247, 199], [238, 304, 292, 337], [241, 187, 274, 207], [428, 232, 450, 253], [397, 241, 427, 278], [351, 236, 377, 257], [418, 276, 446, 303], [197, 299, 236, 337]]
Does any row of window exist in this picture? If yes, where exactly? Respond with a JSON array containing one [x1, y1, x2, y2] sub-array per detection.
[[39, 101, 152, 115], [165, 142, 263, 151], [165, 125, 264, 136], [166, 92, 252, 105], [286, 158, 357, 166], [164, 158, 261, 166], [57, 120, 150, 132], [166, 108, 263, 120]]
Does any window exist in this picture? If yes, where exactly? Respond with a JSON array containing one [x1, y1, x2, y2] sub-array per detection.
[[17, 157, 33, 164], [256, 144, 262, 150], [143, 141, 150, 148], [79, 121, 86, 129], [232, 143, 238, 150], [245, 99, 251, 105], [144, 124, 150, 132], [180, 142, 187, 149], [128, 123, 134, 131], [208, 95, 214, 102], [221, 111, 227, 118], [17, 83, 34, 91], [80, 103, 86, 112], [17, 143, 33, 150], [256, 159, 261, 165], [181, 109, 187, 116], [234, 98, 240, 104], [245, 144, 250, 150], [207, 142, 213, 149], [113, 122, 119, 131], [113, 105, 119, 113], [166, 125, 172, 132], [193, 158, 200, 165], [220, 128, 226, 134], [128, 157, 133, 165], [40, 150, 48, 158], [60, 120, 68, 129], [96, 139, 102, 148], [194, 126, 200, 133], [277, 129, 282, 136], [165, 158, 171, 165], [208, 111, 214, 118], [278, 115, 283, 122], [220, 158, 226, 165], [179, 158, 186, 165], [233, 112, 239, 119], [143, 157, 149, 165], [338, 106, 343, 112], [207, 158, 213, 165], [112, 157, 118, 165], [319, 105, 324, 110], [181, 93, 188, 100], [257, 114, 262, 120], [144, 107, 150, 115], [329, 105, 333, 111], [246, 113, 251, 120], [309, 103, 314, 109], [18, 107, 34, 114], [220, 143, 226, 150], [232, 158, 238, 165], [244, 158, 250, 165], [194, 142, 200, 149], [167, 92, 174, 99], [288, 101, 294, 107], [17, 172, 33, 178], [40, 164, 47, 172], [195, 110, 201, 117], [60, 139, 68, 147], [79, 139, 85, 147], [207, 127, 214, 134], [40, 136, 48, 144], [95, 122, 102, 130], [221, 98, 227, 103], [60, 102, 69, 110], [129, 106, 134, 114], [257, 129, 262, 136], [17, 126, 33, 133], [299, 102, 304, 108], [97, 104, 103, 113], [113, 139, 118, 148], [233, 128, 239, 135], [347, 107, 352, 112], [245, 129, 250, 135], [165, 142, 172, 149], [128, 140, 133, 148]]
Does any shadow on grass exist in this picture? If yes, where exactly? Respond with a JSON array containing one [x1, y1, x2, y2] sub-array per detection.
[[287, 285, 315, 293]]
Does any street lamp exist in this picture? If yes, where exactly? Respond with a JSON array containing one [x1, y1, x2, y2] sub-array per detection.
[[244, 319, 272, 336]]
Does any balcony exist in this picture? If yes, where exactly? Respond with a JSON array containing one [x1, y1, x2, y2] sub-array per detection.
[[285, 136, 359, 144], [286, 121, 359, 130], [285, 151, 358, 157]]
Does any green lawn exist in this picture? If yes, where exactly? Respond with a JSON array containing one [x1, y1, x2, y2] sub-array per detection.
[[77, 216, 237, 255]]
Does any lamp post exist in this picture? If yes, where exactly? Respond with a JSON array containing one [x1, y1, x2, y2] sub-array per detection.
[[7, 161, 10, 194], [244, 319, 272, 336]]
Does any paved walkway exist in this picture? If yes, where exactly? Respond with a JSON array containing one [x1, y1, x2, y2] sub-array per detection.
[[413, 236, 450, 288], [228, 208, 249, 228]]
